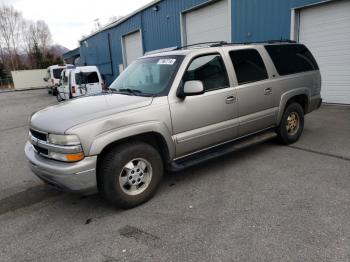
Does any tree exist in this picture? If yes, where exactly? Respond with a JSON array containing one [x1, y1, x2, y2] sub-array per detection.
[[0, 4, 60, 72], [0, 5, 23, 70]]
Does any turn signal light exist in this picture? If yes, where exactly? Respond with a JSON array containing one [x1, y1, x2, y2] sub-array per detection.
[[66, 152, 84, 162], [71, 86, 76, 94]]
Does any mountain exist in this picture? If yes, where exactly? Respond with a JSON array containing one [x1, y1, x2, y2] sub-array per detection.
[[49, 44, 70, 57]]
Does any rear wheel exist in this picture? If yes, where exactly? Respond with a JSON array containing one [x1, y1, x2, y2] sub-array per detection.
[[276, 102, 304, 145], [99, 141, 163, 209]]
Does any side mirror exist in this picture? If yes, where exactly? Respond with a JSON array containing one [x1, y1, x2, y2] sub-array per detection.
[[179, 80, 205, 98]]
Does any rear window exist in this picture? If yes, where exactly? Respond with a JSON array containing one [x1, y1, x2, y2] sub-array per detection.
[[75, 72, 99, 84], [265, 44, 319, 76], [229, 49, 268, 85]]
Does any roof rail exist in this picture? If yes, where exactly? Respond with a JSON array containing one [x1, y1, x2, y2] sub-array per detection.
[[143, 39, 298, 56], [145, 46, 178, 55], [175, 41, 228, 50]]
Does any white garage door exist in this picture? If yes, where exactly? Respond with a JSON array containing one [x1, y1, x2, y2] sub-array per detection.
[[122, 30, 143, 66], [183, 0, 230, 45], [298, 0, 350, 104]]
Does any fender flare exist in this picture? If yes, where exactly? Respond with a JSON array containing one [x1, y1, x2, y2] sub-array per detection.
[[88, 121, 175, 159], [276, 88, 311, 124]]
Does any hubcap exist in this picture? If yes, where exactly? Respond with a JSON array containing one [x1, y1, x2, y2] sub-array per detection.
[[286, 112, 300, 135], [119, 158, 152, 196]]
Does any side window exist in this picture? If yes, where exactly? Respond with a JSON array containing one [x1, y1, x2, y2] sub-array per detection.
[[265, 44, 319, 76], [183, 54, 229, 92], [229, 49, 268, 85]]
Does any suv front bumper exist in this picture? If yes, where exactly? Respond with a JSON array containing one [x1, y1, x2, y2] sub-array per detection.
[[25, 142, 98, 194]]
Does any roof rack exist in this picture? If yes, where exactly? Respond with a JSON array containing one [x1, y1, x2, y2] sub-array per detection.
[[143, 39, 297, 56], [175, 41, 228, 50]]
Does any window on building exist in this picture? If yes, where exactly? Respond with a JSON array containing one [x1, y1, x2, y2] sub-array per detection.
[[265, 44, 319, 76], [183, 54, 229, 92], [229, 49, 268, 85]]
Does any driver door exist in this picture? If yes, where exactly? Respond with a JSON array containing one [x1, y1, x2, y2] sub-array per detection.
[[170, 53, 239, 157]]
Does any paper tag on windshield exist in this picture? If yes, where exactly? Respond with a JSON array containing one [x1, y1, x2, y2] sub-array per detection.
[[157, 59, 176, 65]]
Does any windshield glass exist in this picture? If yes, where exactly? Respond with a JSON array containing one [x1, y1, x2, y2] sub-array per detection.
[[109, 56, 183, 96]]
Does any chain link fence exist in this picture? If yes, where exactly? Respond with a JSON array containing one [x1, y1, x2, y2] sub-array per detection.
[[0, 77, 14, 89]]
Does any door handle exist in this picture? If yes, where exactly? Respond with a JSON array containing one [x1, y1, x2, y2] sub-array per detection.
[[226, 95, 236, 104], [264, 88, 272, 95]]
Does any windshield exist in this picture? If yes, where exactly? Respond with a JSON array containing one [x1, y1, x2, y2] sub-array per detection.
[[109, 56, 183, 96]]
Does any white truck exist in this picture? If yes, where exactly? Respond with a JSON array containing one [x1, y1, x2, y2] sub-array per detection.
[[44, 64, 73, 95], [56, 66, 103, 102]]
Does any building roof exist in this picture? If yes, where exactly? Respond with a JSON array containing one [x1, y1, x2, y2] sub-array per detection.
[[79, 0, 162, 42], [63, 47, 80, 60]]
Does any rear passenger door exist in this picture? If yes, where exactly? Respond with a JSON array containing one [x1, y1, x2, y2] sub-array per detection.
[[228, 48, 276, 136]]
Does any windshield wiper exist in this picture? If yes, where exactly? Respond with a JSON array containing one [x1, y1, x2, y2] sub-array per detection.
[[117, 88, 143, 96]]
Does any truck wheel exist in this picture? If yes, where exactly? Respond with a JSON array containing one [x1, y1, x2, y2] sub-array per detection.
[[276, 102, 304, 145], [99, 141, 163, 209], [56, 93, 64, 102]]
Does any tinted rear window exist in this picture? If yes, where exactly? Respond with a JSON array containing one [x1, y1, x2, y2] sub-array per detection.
[[75, 72, 99, 84], [265, 44, 319, 76]]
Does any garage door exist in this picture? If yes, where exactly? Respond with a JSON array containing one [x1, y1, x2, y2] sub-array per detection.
[[298, 0, 350, 104], [183, 0, 230, 45], [122, 30, 143, 67]]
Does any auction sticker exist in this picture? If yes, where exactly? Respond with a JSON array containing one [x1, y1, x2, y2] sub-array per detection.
[[157, 59, 176, 65]]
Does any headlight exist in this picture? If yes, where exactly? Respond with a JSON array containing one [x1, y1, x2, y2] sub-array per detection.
[[48, 134, 81, 146]]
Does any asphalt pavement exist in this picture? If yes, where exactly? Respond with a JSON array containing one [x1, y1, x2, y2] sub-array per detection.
[[0, 89, 349, 261]]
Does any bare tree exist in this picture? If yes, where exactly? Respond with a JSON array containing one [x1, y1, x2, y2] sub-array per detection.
[[0, 5, 23, 70], [35, 20, 52, 54]]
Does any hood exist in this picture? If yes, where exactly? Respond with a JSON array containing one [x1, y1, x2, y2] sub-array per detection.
[[31, 94, 153, 134]]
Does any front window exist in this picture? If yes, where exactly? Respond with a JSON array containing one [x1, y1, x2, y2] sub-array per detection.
[[109, 56, 184, 96], [183, 54, 229, 92]]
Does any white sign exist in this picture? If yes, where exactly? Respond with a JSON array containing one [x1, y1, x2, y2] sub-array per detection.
[[157, 59, 176, 65]]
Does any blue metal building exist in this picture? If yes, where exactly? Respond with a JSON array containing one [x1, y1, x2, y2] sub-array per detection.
[[63, 0, 350, 104]]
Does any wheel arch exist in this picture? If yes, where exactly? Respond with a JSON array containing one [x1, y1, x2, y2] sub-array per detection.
[[277, 88, 311, 125]]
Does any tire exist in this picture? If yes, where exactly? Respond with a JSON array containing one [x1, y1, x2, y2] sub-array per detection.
[[56, 93, 64, 102], [276, 102, 304, 145], [99, 141, 163, 209]]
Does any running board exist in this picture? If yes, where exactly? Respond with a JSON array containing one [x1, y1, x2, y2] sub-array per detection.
[[168, 130, 277, 172]]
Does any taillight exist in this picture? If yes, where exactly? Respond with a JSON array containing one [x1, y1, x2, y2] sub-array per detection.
[[71, 86, 76, 94]]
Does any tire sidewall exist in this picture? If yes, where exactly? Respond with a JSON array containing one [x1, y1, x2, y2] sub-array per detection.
[[279, 103, 304, 144], [101, 142, 163, 208]]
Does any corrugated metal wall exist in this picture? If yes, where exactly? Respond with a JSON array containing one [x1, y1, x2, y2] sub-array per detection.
[[77, 0, 324, 85], [232, 0, 323, 42]]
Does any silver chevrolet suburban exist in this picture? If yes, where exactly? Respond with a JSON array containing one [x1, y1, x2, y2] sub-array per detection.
[[25, 41, 322, 208]]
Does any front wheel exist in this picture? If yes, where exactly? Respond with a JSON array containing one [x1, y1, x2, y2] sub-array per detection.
[[99, 141, 163, 209], [276, 102, 304, 145], [56, 92, 64, 102]]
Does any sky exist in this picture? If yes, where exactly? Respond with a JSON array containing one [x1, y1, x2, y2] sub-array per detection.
[[0, 0, 154, 50]]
